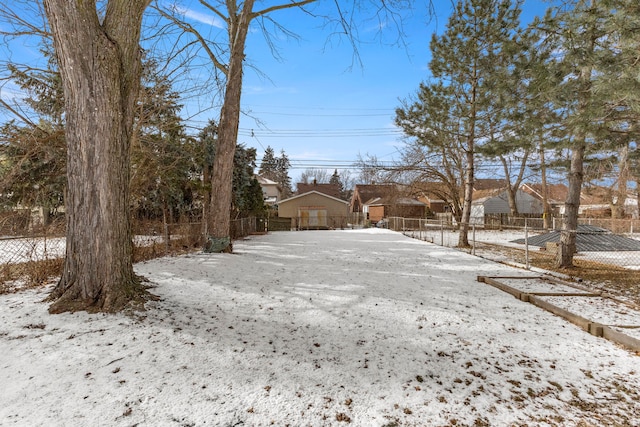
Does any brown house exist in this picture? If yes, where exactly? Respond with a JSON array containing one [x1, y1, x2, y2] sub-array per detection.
[[350, 184, 398, 213], [350, 184, 427, 224], [366, 196, 427, 224], [277, 191, 349, 230]]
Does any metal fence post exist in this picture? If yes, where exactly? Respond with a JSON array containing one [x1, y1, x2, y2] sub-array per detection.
[[525, 218, 530, 270], [440, 219, 444, 246], [472, 223, 476, 256]]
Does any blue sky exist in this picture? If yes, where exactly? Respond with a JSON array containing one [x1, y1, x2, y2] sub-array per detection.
[[0, 0, 554, 183], [175, 0, 554, 182]]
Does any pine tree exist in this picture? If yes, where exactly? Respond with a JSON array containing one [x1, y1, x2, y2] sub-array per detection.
[[276, 150, 293, 199], [329, 169, 346, 199], [0, 47, 66, 219], [130, 58, 198, 223], [537, 0, 623, 267], [259, 146, 292, 199], [400, 0, 526, 245], [232, 144, 266, 218], [258, 146, 279, 182]]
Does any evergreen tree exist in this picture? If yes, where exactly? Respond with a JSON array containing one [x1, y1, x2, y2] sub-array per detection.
[[276, 150, 293, 199], [258, 146, 292, 198], [130, 58, 199, 223], [0, 45, 65, 220], [232, 145, 266, 218], [537, 0, 623, 267], [398, 0, 525, 244], [258, 146, 279, 182], [329, 169, 346, 199], [395, 82, 466, 222], [197, 119, 218, 234]]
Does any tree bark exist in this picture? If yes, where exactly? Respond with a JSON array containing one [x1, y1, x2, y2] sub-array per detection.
[[44, 0, 150, 313], [458, 76, 477, 248], [612, 143, 629, 219], [458, 148, 474, 247], [205, 1, 254, 252], [557, 141, 584, 267], [539, 141, 552, 229]]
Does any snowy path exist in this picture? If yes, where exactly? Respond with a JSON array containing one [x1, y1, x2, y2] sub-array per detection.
[[1, 229, 638, 426]]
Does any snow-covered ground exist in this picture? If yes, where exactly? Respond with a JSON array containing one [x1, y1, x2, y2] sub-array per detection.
[[1, 228, 639, 426], [405, 228, 640, 269]]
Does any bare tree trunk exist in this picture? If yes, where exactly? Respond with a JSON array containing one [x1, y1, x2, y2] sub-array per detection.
[[612, 143, 629, 219], [557, 142, 584, 267], [557, 0, 597, 268], [540, 142, 552, 229], [44, 0, 150, 313], [205, 1, 254, 252], [458, 149, 474, 247], [500, 157, 519, 217]]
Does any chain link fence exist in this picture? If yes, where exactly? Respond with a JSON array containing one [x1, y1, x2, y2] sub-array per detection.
[[0, 213, 262, 292], [386, 216, 640, 305]]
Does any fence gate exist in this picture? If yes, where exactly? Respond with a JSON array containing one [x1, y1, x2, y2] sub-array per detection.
[[298, 208, 327, 228]]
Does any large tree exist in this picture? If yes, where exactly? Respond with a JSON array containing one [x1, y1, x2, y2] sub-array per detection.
[[156, 1, 413, 251], [398, 0, 525, 246], [395, 82, 466, 223], [537, 0, 619, 267], [43, 0, 150, 313]]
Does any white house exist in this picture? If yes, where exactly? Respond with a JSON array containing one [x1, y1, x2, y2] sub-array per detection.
[[471, 189, 543, 223]]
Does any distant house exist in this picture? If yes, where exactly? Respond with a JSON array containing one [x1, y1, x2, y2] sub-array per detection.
[[520, 183, 568, 216], [473, 178, 507, 191], [521, 183, 639, 218], [350, 184, 398, 214], [471, 188, 543, 223], [410, 182, 453, 215], [349, 184, 428, 224], [579, 185, 639, 218], [277, 191, 349, 230], [255, 175, 282, 206], [366, 196, 427, 224]]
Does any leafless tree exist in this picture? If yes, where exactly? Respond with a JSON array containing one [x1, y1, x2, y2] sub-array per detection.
[[154, 0, 419, 251], [299, 168, 332, 185]]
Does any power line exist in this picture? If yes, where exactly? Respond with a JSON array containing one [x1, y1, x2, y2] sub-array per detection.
[[245, 111, 391, 117], [238, 128, 402, 138]]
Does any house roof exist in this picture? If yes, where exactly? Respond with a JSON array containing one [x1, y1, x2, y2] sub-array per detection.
[[410, 181, 454, 201], [352, 184, 398, 203], [366, 196, 426, 207], [471, 187, 507, 203], [474, 179, 507, 191], [278, 190, 349, 206], [255, 175, 280, 186], [521, 183, 633, 207], [512, 225, 640, 252], [521, 183, 568, 204], [296, 182, 342, 199]]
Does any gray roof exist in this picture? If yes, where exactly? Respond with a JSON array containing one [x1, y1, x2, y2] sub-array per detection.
[[512, 225, 640, 252]]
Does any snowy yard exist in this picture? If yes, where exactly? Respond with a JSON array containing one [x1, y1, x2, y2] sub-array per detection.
[[1, 228, 639, 426]]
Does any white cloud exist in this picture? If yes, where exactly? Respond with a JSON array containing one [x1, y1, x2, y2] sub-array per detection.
[[173, 4, 225, 28]]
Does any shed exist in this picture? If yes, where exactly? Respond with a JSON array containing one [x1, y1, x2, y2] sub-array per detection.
[[277, 191, 349, 230], [471, 189, 543, 223], [512, 225, 640, 252]]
